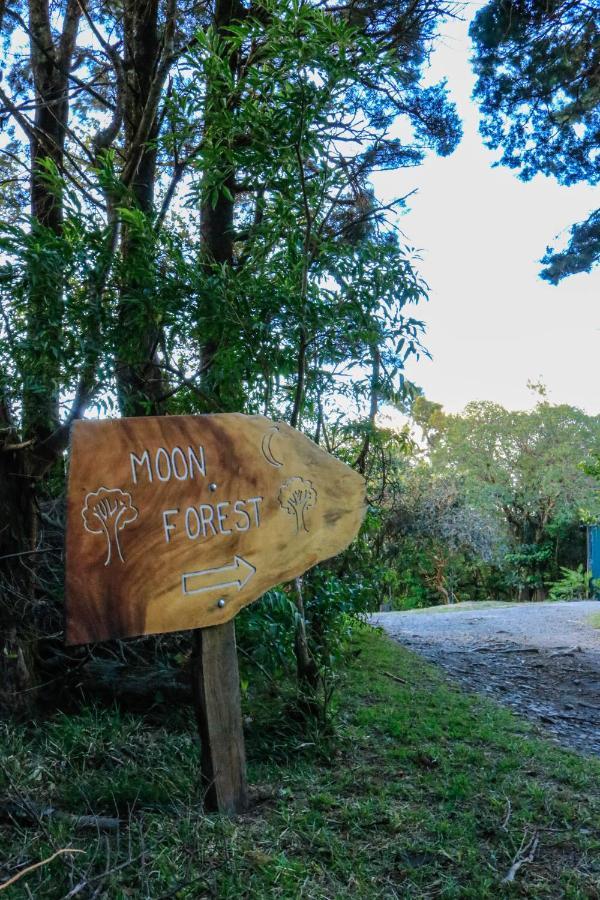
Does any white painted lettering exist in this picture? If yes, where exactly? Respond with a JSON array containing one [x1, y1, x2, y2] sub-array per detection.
[[169, 497, 264, 543], [185, 506, 201, 539], [155, 447, 172, 482], [130, 450, 152, 484], [233, 500, 250, 532], [199, 504, 217, 537], [188, 446, 206, 478], [162, 508, 179, 543], [247, 496, 263, 527], [171, 446, 188, 480], [216, 501, 232, 535]]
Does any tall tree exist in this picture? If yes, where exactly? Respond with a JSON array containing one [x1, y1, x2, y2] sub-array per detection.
[[470, 0, 600, 282], [0, 0, 83, 702], [424, 399, 600, 598], [0, 0, 461, 706]]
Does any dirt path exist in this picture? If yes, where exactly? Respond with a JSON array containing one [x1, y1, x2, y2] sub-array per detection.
[[372, 601, 600, 756]]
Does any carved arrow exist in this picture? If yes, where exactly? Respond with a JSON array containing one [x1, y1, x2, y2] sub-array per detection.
[[182, 556, 256, 596]]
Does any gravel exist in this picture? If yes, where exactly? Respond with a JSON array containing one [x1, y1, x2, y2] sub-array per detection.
[[371, 601, 600, 757]]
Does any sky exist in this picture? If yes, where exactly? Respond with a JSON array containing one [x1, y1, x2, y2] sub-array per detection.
[[372, 1, 600, 416]]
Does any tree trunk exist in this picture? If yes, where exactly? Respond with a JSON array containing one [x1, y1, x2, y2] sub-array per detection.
[[292, 577, 319, 699], [196, 0, 244, 411], [22, 0, 79, 444], [355, 344, 380, 475], [1, 0, 81, 714], [115, 0, 169, 416]]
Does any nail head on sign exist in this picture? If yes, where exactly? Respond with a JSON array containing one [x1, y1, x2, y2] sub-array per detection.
[[209, 483, 218, 492], [217, 598, 226, 608]]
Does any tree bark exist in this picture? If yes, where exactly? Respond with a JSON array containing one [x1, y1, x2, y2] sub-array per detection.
[[196, 0, 245, 410], [292, 577, 319, 699], [23, 0, 80, 450], [355, 344, 380, 475], [1, 0, 81, 713], [115, 0, 173, 416]]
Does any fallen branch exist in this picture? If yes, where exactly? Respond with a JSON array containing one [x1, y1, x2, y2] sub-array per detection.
[[0, 848, 84, 892], [384, 671, 407, 684], [501, 831, 539, 884], [0, 798, 121, 832]]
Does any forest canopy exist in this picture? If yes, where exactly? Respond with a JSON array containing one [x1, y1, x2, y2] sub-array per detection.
[[470, 0, 600, 283], [0, 0, 462, 705]]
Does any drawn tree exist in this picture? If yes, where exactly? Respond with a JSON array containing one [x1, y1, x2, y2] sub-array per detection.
[[82, 488, 139, 566], [278, 477, 317, 534]]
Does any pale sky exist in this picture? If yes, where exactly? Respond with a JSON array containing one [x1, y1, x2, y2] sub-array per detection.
[[372, 2, 600, 415]]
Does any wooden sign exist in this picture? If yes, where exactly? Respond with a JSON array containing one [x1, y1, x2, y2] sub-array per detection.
[[66, 414, 366, 644]]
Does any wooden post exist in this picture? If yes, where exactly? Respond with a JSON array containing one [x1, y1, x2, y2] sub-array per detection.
[[191, 620, 248, 814]]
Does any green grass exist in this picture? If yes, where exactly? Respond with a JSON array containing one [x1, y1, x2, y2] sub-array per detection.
[[1, 628, 599, 898], [588, 612, 600, 629], [387, 600, 521, 614]]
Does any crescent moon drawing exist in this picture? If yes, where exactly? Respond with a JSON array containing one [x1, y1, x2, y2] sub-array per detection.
[[261, 425, 284, 467]]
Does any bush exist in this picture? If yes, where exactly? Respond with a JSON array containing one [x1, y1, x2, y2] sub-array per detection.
[[547, 565, 594, 600]]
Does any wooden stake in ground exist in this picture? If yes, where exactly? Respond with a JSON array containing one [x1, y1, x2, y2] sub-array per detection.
[[191, 621, 248, 814]]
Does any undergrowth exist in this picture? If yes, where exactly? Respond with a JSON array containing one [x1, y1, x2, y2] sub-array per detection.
[[1, 628, 599, 898]]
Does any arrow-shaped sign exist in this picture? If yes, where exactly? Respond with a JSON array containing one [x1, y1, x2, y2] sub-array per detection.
[[182, 555, 256, 597], [66, 414, 365, 644]]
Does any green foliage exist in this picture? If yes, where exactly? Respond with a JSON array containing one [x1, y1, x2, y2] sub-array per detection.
[[383, 464, 506, 606], [541, 208, 600, 285], [582, 450, 600, 483], [374, 398, 600, 608], [236, 589, 299, 680], [175, 0, 458, 418], [0, 0, 461, 433], [470, 0, 600, 282], [427, 400, 600, 589], [301, 568, 374, 665], [547, 565, 594, 601], [0, 0, 464, 689], [504, 544, 553, 595]]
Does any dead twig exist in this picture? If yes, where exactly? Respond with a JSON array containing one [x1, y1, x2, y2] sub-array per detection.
[[60, 852, 144, 899], [501, 831, 539, 884], [384, 671, 407, 684], [0, 849, 84, 892]]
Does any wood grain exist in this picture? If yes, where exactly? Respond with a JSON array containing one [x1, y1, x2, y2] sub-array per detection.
[[191, 621, 248, 813], [65, 414, 366, 644]]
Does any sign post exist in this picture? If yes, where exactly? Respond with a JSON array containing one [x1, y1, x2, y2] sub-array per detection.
[[66, 413, 365, 813], [191, 622, 248, 813]]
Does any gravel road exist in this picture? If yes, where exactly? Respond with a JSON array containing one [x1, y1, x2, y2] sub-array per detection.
[[372, 601, 600, 756]]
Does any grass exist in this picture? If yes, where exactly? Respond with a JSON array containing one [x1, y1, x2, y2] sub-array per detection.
[[389, 599, 596, 615], [587, 612, 600, 629], [385, 600, 521, 614], [1, 628, 599, 898]]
